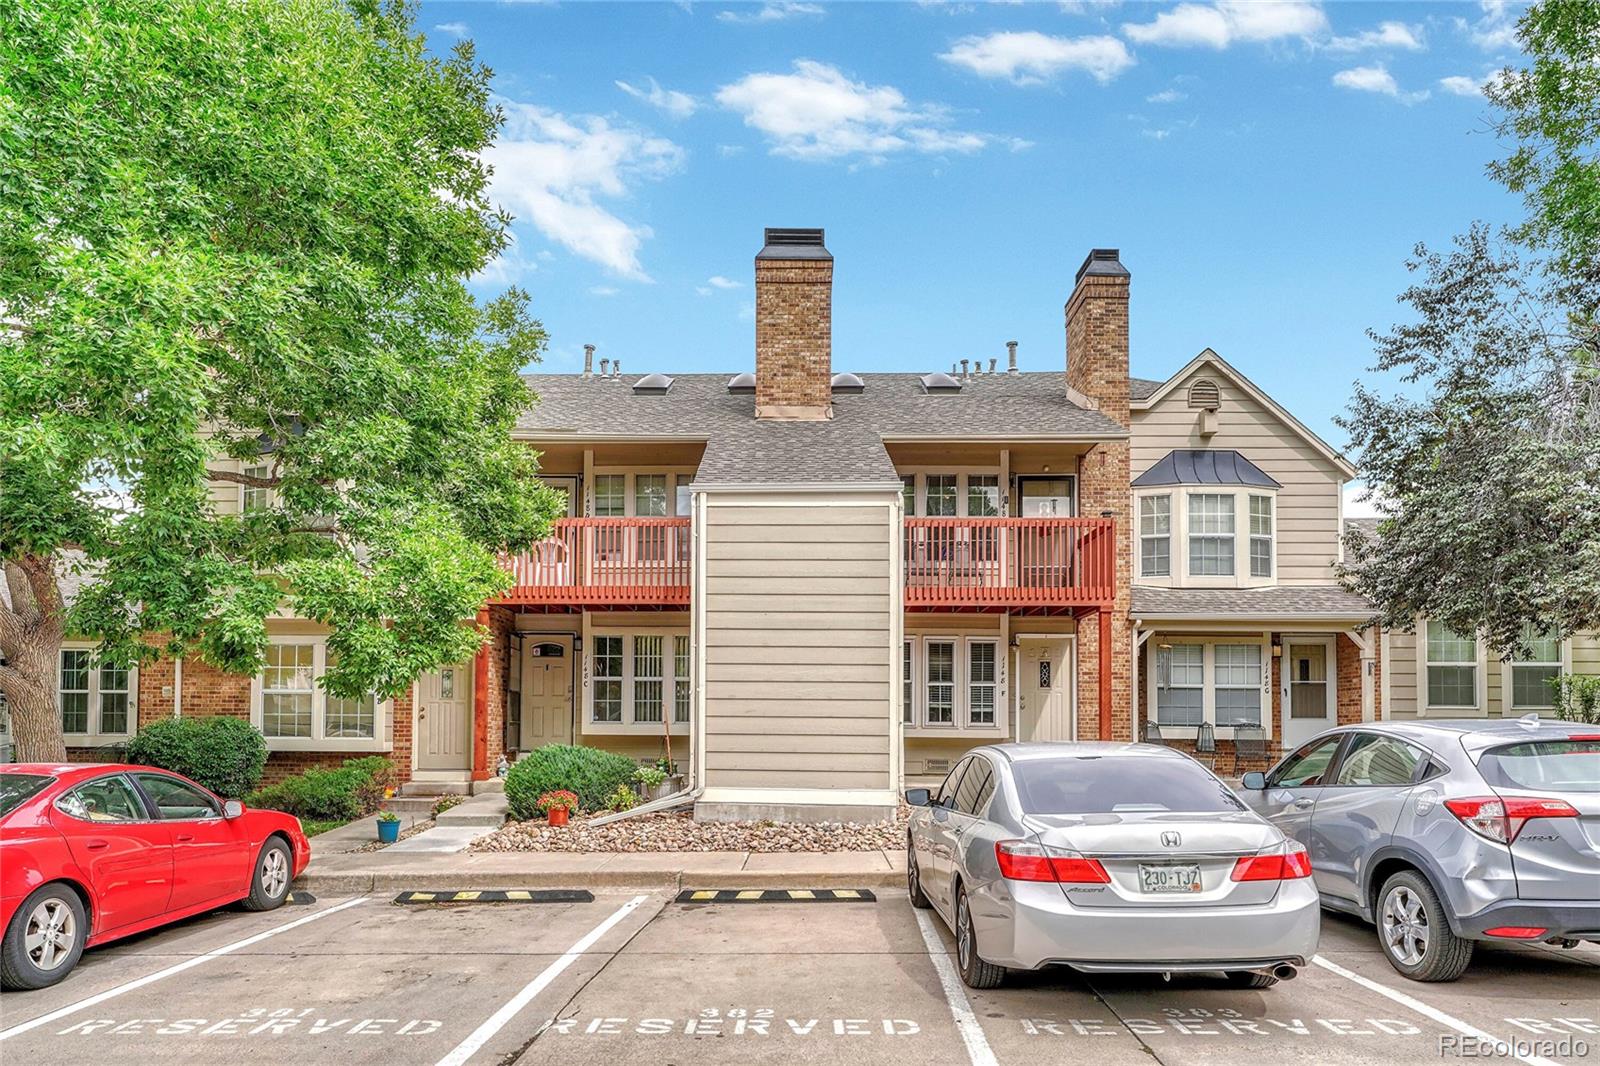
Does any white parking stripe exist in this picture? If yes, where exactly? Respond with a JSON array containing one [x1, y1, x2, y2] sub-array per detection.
[[0, 895, 367, 1042], [1312, 955, 1563, 1066], [433, 894, 649, 1066], [913, 908, 1000, 1066]]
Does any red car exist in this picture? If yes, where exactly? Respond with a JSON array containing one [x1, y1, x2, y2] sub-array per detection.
[[0, 763, 310, 990]]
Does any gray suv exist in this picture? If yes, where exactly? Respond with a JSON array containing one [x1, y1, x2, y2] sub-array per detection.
[[1238, 718, 1599, 982]]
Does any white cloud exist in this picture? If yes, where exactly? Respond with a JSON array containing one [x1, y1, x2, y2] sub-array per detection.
[[1332, 64, 1429, 103], [716, 60, 1004, 162], [707, 275, 741, 289], [716, 2, 824, 24], [615, 77, 698, 119], [939, 31, 1134, 85], [1326, 21, 1424, 52], [589, 286, 619, 297], [1464, 0, 1520, 50], [484, 102, 684, 280], [1439, 74, 1485, 97], [1123, 0, 1327, 49], [1342, 480, 1382, 519], [1146, 88, 1187, 104], [433, 21, 470, 38]]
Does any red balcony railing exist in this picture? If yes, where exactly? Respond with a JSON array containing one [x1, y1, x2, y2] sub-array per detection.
[[903, 517, 1116, 609], [497, 517, 691, 606]]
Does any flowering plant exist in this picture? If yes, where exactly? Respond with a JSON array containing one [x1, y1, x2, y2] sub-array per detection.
[[536, 790, 579, 815]]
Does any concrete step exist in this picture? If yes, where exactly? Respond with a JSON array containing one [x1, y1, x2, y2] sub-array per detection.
[[435, 792, 509, 828], [383, 797, 439, 816], [400, 780, 470, 797], [470, 778, 505, 795]]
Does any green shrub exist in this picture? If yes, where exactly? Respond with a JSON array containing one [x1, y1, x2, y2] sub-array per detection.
[[505, 745, 637, 820], [1552, 674, 1600, 724], [125, 716, 268, 798], [606, 784, 637, 812], [246, 756, 396, 821]]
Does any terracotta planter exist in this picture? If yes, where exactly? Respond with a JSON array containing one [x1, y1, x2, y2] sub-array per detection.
[[547, 807, 570, 827]]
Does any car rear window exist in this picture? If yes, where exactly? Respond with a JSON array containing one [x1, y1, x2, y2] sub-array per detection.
[[0, 773, 54, 817], [1012, 757, 1246, 815], [1478, 740, 1600, 794]]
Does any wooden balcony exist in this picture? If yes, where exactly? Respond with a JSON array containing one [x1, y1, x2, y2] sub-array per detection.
[[903, 517, 1117, 611], [496, 517, 691, 608]]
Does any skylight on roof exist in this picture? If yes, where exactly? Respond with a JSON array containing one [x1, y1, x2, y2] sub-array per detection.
[[726, 372, 755, 394], [920, 372, 962, 394], [632, 373, 673, 394], [831, 372, 864, 394]]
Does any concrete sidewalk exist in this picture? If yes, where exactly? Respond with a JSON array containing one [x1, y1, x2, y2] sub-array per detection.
[[296, 847, 908, 894]]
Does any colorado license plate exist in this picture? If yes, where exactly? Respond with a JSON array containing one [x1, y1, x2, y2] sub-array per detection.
[[1139, 864, 1202, 893]]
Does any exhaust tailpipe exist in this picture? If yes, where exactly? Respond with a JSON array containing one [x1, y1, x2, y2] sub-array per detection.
[[1271, 964, 1298, 981]]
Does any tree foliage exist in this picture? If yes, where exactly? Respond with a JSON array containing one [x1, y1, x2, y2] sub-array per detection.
[[0, 0, 563, 759], [1340, 0, 1600, 658]]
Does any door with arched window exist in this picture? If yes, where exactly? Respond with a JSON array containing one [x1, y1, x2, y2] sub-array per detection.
[[522, 638, 574, 748]]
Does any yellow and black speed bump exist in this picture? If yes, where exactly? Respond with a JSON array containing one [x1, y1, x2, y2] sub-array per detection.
[[674, 889, 877, 904], [394, 889, 594, 905], [286, 890, 317, 906]]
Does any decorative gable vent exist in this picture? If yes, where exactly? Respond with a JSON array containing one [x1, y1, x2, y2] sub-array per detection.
[[1187, 379, 1221, 410]]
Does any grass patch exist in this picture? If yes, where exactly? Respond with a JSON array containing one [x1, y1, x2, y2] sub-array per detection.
[[300, 819, 348, 837]]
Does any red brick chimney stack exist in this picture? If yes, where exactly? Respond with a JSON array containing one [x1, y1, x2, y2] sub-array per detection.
[[754, 227, 833, 420]]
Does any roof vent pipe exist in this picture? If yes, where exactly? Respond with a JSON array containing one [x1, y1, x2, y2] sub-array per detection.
[[599, 358, 609, 376], [613, 359, 621, 378], [951, 362, 957, 375], [1006, 341, 1019, 374], [989, 358, 998, 374], [583, 344, 595, 378], [960, 358, 970, 379]]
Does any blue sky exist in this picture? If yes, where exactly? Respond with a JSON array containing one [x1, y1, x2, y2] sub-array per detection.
[[426, 0, 1527, 502]]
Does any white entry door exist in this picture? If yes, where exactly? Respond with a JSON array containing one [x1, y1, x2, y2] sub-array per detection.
[[1019, 639, 1074, 742], [416, 663, 472, 772], [1281, 638, 1337, 750], [521, 638, 573, 749]]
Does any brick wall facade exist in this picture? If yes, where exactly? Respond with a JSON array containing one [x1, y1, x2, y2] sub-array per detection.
[[1067, 254, 1133, 742], [479, 606, 514, 777], [1336, 632, 1363, 726], [754, 257, 833, 418]]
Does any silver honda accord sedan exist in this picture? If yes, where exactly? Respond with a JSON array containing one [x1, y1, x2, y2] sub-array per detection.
[[906, 742, 1320, 989]]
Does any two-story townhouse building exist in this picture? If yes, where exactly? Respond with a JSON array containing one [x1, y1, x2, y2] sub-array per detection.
[[19, 227, 1596, 814]]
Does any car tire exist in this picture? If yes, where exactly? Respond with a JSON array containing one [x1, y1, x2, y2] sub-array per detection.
[[241, 837, 293, 912], [2, 883, 88, 991], [1224, 970, 1279, 989], [1376, 870, 1473, 982], [907, 839, 932, 910], [954, 886, 1004, 990]]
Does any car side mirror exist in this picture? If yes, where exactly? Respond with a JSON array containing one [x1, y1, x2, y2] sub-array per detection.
[[223, 799, 245, 819], [905, 788, 933, 807], [1240, 772, 1267, 790]]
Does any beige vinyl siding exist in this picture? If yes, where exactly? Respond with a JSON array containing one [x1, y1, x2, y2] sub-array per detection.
[[1386, 629, 1420, 718], [1384, 626, 1600, 719], [1132, 365, 1343, 583], [1573, 633, 1600, 676], [700, 496, 896, 792]]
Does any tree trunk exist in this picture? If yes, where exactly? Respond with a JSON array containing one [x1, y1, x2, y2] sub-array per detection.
[[1, 556, 69, 763]]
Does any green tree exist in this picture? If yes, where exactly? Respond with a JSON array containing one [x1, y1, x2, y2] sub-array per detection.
[[0, 0, 563, 761], [1341, 0, 1600, 658]]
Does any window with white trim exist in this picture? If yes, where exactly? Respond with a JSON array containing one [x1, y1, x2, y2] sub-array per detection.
[[1213, 644, 1262, 727], [593, 475, 626, 517], [1187, 493, 1235, 576], [925, 475, 958, 517], [592, 635, 624, 722], [251, 639, 387, 749], [1248, 495, 1273, 578], [261, 643, 315, 738], [1425, 621, 1477, 708], [902, 640, 915, 725], [633, 634, 664, 723], [634, 475, 669, 517], [967, 641, 997, 726], [901, 476, 916, 517], [1139, 495, 1171, 577], [1155, 644, 1204, 726], [97, 660, 131, 735], [925, 640, 956, 725], [59, 649, 91, 735], [673, 635, 692, 724], [967, 476, 1001, 517], [1510, 624, 1561, 711], [241, 463, 272, 513]]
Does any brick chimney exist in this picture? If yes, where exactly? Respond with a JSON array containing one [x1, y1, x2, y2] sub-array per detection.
[[1065, 248, 1130, 429], [755, 227, 832, 420]]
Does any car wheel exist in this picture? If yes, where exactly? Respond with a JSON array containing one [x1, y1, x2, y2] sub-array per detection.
[[241, 837, 293, 912], [907, 838, 932, 910], [2, 883, 87, 991], [1224, 970, 1279, 989], [1377, 870, 1473, 982], [954, 886, 1004, 990]]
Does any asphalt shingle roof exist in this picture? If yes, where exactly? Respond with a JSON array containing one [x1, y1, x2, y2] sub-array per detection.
[[1129, 377, 1164, 400], [1132, 585, 1374, 619], [517, 371, 1127, 486]]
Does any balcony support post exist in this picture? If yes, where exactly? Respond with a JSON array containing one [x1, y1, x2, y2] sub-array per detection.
[[472, 608, 491, 781], [1097, 607, 1112, 741]]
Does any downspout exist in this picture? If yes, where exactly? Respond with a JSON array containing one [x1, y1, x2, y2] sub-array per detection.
[[173, 656, 183, 717]]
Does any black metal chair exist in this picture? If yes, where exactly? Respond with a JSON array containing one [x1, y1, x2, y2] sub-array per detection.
[[1233, 725, 1267, 774], [1193, 722, 1216, 769]]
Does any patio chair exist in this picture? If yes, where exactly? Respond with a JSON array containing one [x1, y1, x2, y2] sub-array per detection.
[[1193, 722, 1217, 769], [1233, 725, 1267, 775]]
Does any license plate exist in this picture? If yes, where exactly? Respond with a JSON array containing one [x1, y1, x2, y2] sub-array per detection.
[[1139, 864, 1203, 894]]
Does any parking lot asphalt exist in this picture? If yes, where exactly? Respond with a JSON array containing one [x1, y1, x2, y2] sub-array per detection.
[[0, 888, 1594, 1066]]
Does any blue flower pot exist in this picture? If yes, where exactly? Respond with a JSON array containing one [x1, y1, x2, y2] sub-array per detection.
[[377, 818, 401, 843]]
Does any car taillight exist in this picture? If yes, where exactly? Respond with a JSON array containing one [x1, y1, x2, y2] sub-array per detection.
[[995, 840, 1110, 884], [1443, 796, 1579, 844], [1230, 841, 1312, 882], [1484, 926, 1548, 939]]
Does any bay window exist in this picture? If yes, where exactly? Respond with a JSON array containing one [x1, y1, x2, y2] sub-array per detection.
[[1187, 494, 1235, 576], [1509, 625, 1562, 711], [1139, 495, 1171, 577], [1425, 621, 1478, 709], [1249, 495, 1273, 578]]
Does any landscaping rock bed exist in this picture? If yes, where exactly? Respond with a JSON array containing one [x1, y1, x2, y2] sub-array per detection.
[[470, 807, 909, 853], [352, 819, 435, 853]]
